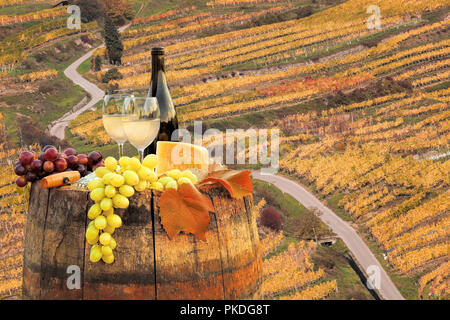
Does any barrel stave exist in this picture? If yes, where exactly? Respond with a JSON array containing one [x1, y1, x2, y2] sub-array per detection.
[[39, 187, 89, 299], [83, 191, 156, 300], [209, 188, 262, 300], [23, 182, 49, 300], [153, 190, 226, 300]]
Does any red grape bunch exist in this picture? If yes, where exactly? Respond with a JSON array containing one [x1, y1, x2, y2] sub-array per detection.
[[14, 146, 104, 187]]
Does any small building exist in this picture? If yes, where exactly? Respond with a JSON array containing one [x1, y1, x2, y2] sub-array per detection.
[[318, 236, 338, 246]]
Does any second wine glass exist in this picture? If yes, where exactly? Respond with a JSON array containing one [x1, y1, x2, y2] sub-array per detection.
[[122, 97, 160, 162]]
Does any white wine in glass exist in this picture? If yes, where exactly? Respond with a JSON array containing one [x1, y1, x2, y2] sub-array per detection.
[[122, 97, 160, 162], [102, 115, 127, 142], [102, 94, 131, 158], [122, 119, 160, 150]]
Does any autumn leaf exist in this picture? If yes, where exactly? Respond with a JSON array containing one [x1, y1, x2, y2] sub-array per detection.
[[159, 183, 214, 241], [200, 170, 253, 200]]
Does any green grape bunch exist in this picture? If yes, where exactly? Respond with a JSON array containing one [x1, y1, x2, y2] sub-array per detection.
[[85, 154, 198, 264]]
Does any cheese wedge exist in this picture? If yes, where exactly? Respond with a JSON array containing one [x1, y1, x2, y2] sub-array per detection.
[[156, 141, 209, 175]]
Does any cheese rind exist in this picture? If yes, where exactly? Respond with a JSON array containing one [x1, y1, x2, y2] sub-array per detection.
[[156, 142, 209, 175]]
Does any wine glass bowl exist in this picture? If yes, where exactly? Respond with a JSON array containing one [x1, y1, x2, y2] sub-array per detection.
[[122, 97, 160, 162], [102, 94, 130, 158]]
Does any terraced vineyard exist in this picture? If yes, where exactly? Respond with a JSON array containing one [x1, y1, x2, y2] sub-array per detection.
[[0, 113, 28, 298], [0, 11, 98, 71], [261, 231, 338, 300], [280, 86, 449, 298], [70, 0, 448, 141]]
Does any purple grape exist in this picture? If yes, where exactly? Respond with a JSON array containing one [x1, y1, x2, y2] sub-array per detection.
[[14, 164, 27, 176], [76, 164, 86, 176], [30, 160, 43, 173], [25, 171, 38, 182], [16, 176, 27, 187]]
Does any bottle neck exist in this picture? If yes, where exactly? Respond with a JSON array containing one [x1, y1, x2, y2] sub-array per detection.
[[152, 54, 165, 74], [151, 54, 165, 97]]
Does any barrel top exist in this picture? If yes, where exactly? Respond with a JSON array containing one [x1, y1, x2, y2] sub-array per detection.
[[62, 178, 233, 195]]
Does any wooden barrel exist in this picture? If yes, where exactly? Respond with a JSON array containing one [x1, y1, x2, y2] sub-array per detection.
[[22, 181, 262, 300]]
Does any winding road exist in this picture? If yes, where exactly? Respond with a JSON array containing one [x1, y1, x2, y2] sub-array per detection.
[[252, 172, 405, 300], [50, 24, 404, 300], [49, 24, 130, 140], [49, 48, 105, 140]]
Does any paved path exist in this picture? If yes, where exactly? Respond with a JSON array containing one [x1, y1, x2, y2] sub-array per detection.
[[49, 25, 130, 140], [49, 49, 105, 140], [252, 172, 405, 300]]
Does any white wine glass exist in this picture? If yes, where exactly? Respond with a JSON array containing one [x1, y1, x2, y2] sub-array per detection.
[[102, 94, 131, 158], [122, 97, 160, 162]]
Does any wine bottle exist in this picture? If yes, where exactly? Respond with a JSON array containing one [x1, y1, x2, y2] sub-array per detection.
[[145, 47, 179, 156]]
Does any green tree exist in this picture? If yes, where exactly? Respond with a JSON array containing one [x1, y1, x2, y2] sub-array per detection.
[[94, 55, 102, 71], [103, 14, 123, 65], [73, 0, 104, 23], [101, 68, 123, 83]]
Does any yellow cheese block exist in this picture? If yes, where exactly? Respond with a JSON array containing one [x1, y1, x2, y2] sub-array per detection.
[[156, 141, 209, 175]]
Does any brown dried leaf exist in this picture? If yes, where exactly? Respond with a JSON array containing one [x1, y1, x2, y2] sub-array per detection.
[[159, 183, 214, 241]]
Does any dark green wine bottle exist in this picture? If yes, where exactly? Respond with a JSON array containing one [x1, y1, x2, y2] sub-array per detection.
[[144, 47, 179, 156]]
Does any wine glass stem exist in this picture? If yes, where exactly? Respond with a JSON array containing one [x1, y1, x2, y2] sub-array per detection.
[[138, 149, 144, 163], [118, 143, 124, 158]]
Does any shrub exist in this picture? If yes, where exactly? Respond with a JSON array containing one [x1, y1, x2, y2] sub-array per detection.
[[34, 51, 47, 63], [80, 34, 94, 45], [101, 68, 123, 83], [325, 77, 412, 108], [397, 80, 413, 90], [296, 5, 313, 19], [260, 208, 282, 231], [286, 209, 328, 239], [22, 58, 39, 70], [360, 38, 380, 48], [38, 81, 56, 94], [107, 82, 119, 93], [38, 80, 64, 95], [19, 119, 71, 149], [55, 43, 67, 52]]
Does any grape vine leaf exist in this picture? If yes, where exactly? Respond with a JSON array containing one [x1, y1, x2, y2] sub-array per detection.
[[200, 170, 253, 200], [159, 183, 214, 241]]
